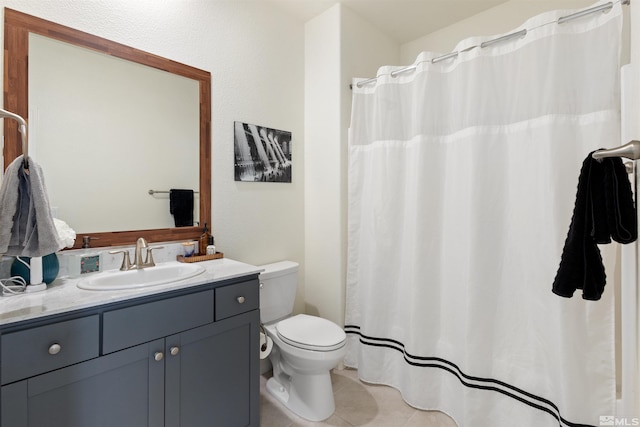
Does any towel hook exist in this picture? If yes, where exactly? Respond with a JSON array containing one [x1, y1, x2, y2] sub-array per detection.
[[592, 140, 640, 162], [0, 108, 28, 169]]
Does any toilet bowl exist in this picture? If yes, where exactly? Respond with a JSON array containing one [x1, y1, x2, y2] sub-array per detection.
[[259, 261, 346, 422]]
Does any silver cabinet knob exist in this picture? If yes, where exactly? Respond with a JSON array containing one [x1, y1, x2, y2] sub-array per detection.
[[237, 296, 245, 304], [170, 346, 180, 356], [154, 352, 164, 362], [48, 343, 61, 355]]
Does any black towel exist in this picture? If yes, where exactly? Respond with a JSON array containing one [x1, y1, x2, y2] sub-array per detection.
[[169, 189, 194, 227], [552, 151, 637, 300]]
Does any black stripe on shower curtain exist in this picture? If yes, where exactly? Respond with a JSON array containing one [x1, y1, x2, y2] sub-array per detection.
[[344, 325, 595, 427]]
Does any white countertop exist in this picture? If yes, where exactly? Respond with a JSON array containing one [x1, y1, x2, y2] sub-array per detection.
[[0, 258, 262, 326]]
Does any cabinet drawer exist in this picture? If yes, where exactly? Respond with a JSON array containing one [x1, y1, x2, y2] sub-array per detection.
[[1, 315, 99, 385], [215, 280, 259, 320], [103, 290, 214, 354]]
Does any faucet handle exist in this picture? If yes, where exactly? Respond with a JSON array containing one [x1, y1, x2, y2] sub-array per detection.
[[144, 246, 164, 267], [109, 250, 132, 271]]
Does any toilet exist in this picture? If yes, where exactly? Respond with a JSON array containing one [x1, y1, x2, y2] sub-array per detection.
[[259, 261, 346, 422]]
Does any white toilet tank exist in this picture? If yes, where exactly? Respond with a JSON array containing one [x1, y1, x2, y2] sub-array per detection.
[[259, 260, 299, 324]]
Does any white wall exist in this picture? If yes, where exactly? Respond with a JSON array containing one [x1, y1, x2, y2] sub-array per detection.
[[628, 0, 640, 416], [304, 4, 397, 325], [304, 5, 342, 323], [0, 0, 306, 306]]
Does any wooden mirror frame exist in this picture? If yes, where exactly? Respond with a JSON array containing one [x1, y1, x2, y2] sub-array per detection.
[[3, 8, 211, 249]]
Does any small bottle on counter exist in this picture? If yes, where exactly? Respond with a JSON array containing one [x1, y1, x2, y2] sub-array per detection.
[[206, 236, 216, 255], [199, 223, 210, 255]]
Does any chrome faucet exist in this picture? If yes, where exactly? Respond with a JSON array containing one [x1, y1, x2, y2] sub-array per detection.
[[110, 237, 164, 271]]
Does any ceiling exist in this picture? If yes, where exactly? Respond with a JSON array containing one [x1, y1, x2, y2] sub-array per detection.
[[265, 0, 509, 44]]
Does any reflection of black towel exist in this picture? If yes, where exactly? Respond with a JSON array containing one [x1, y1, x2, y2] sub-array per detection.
[[553, 152, 637, 300], [169, 189, 194, 227]]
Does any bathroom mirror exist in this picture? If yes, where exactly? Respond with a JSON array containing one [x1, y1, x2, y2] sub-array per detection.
[[3, 8, 211, 249]]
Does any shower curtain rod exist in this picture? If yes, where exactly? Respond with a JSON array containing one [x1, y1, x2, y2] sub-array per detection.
[[351, 0, 629, 90]]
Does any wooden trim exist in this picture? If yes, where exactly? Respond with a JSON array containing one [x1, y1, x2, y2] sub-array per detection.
[[3, 8, 212, 249]]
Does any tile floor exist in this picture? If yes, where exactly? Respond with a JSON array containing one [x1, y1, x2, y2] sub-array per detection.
[[260, 368, 458, 427]]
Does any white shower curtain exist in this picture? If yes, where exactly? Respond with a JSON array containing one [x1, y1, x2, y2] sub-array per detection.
[[345, 2, 622, 426]]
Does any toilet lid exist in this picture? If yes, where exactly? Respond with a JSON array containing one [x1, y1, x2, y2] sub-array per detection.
[[276, 314, 346, 351]]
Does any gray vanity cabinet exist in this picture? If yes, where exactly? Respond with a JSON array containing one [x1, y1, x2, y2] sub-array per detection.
[[0, 276, 260, 427], [1, 339, 165, 427], [166, 310, 257, 427]]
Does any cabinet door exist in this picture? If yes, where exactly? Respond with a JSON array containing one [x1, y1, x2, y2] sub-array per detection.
[[165, 310, 260, 427], [1, 339, 165, 427]]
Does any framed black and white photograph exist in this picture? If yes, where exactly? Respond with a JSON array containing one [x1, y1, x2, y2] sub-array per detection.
[[234, 121, 292, 183]]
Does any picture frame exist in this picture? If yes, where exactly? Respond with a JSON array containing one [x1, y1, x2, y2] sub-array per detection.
[[234, 121, 292, 183]]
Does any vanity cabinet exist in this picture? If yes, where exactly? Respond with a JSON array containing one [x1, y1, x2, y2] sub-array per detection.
[[0, 276, 260, 427], [1, 339, 164, 427]]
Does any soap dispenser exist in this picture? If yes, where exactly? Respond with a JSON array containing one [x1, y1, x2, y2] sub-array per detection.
[[199, 223, 210, 255]]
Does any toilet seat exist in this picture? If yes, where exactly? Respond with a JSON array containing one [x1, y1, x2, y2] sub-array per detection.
[[276, 314, 346, 351]]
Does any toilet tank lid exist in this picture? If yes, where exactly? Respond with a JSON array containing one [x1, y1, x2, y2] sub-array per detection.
[[258, 260, 299, 280]]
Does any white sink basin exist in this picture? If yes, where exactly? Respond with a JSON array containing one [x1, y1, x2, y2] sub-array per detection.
[[77, 262, 206, 291]]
